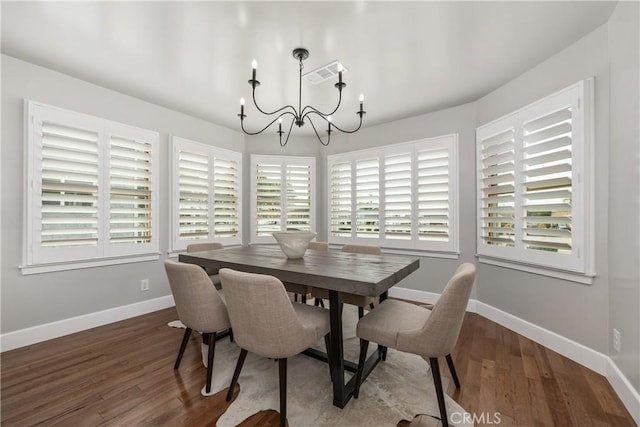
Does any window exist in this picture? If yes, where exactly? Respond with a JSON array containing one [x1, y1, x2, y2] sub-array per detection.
[[24, 101, 159, 271], [171, 137, 242, 250], [328, 134, 458, 253], [250, 155, 316, 243], [476, 79, 593, 275]]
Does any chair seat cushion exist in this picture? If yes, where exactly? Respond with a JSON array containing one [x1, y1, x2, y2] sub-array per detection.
[[293, 303, 330, 342], [356, 299, 431, 350]]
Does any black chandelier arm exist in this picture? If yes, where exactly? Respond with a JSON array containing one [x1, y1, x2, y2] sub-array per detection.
[[241, 111, 297, 136], [307, 114, 331, 146], [250, 87, 298, 117], [300, 88, 343, 119], [305, 110, 365, 135], [279, 116, 296, 147]]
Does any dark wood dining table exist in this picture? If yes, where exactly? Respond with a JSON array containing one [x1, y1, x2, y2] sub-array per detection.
[[179, 244, 420, 408]]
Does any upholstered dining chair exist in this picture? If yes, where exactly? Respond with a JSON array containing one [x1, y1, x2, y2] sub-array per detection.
[[220, 268, 331, 427], [312, 244, 381, 318], [186, 242, 224, 289], [164, 260, 231, 394], [284, 241, 329, 303], [353, 263, 476, 427]]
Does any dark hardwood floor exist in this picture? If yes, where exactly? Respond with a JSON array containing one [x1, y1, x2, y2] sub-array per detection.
[[1, 307, 635, 426]]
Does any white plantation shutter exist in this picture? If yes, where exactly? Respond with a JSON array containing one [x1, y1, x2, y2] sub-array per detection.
[[330, 162, 352, 237], [327, 134, 458, 253], [250, 155, 316, 243], [476, 80, 592, 274], [521, 108, 573, 253], [285, 164, 312, 231], [171, 137, 242, 250], [178, 151, 209, 240], [478, 128, 516, 247], [213, 157, 239, 238], [255, 163, 283, 236], [25, 101, 159, 268], [356, 158, 380, 238], [384, 153, 411, 240], [40, 121, 100, 251], [108, 131, 153, 249], [417, 146, 451, 243]]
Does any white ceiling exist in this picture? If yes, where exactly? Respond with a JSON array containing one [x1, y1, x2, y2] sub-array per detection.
[[1, 1, 615, 135]]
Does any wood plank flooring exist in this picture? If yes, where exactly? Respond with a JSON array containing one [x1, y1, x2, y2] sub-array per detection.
[[1, 307, 635, 426]]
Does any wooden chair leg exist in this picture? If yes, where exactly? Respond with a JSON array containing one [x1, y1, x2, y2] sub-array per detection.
[[294, 294, 299, 302], [301, 294, 307, 304], [429, 357, 449, 427], [354, 339, 369, 398], [369, 302, 375, 310], [226, 348, 248, 401], [445, 354, 460, 388], [205, 332, 217, 393], [358, 306, 364, 319], [174, 327, 192, 369], [279, 358, 287, 427], [229, 328, 234, 343]]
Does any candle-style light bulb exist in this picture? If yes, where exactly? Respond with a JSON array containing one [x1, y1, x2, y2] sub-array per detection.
[[327, 115, 332, 133], [251, 59, 257, 81], [337, 63, 343, 86], [240, 97, 245, 118], [359, 94, 364, 103], [240, 97, 245, 106], [278, 117, 282, 124], [278, 116, 283, 133]]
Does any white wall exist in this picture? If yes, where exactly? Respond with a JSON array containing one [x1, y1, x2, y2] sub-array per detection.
[[0, 55, 245, 333], [607, 1, 640, 393], [474, 23, 611, 354]]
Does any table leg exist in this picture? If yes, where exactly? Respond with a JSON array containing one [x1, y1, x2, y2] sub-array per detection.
[[378, 291, 388, 360], [328, 290, 347, 408]]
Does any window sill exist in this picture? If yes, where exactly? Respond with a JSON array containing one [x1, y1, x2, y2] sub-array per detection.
[[20, 253, 161, 275], [477, 256, 595, 285], [326, 243, 459, 259]]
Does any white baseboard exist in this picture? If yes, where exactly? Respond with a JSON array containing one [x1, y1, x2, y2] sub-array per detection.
[[390, 286, 639, 423], [474, 300, 609, 375], [607, 358, 640, 424], [0, 295, 175, 352]]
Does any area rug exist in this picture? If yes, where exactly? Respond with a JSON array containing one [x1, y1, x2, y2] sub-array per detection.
[[169, 305, 472, 427]]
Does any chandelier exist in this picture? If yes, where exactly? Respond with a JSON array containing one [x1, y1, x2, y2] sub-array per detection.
[[238, 47, 366, 146]]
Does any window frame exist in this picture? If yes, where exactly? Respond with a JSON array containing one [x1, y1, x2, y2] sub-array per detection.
[[22, 100, 159, 273], [476, 79, 595, 277], [327, 134, 459, 254], [250, 154, 316, 244], [170, 136, 243, 251]]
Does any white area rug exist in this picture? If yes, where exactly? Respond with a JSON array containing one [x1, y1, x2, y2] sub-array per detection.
[[168, 305, 472, 427]]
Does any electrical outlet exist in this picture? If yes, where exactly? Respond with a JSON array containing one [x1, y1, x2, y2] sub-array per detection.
[[140, 279, 150, 291], [613, 328, 621, 352]]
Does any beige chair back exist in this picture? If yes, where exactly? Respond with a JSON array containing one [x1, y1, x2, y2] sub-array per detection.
[[341, 244, 381, 255], [308, 241, 329, 251], [220, 268, 317, 359], [187, 242, 223, 276], [164, 260, 229, 333], [186, 242, 224, 252], [398, 263, 476, 357]]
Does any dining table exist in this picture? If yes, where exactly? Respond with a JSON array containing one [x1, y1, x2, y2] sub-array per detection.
[[179, 244, 420, 408]]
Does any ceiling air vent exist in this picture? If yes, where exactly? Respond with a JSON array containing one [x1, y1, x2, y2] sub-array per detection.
[[303, 60, 348, 85]]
